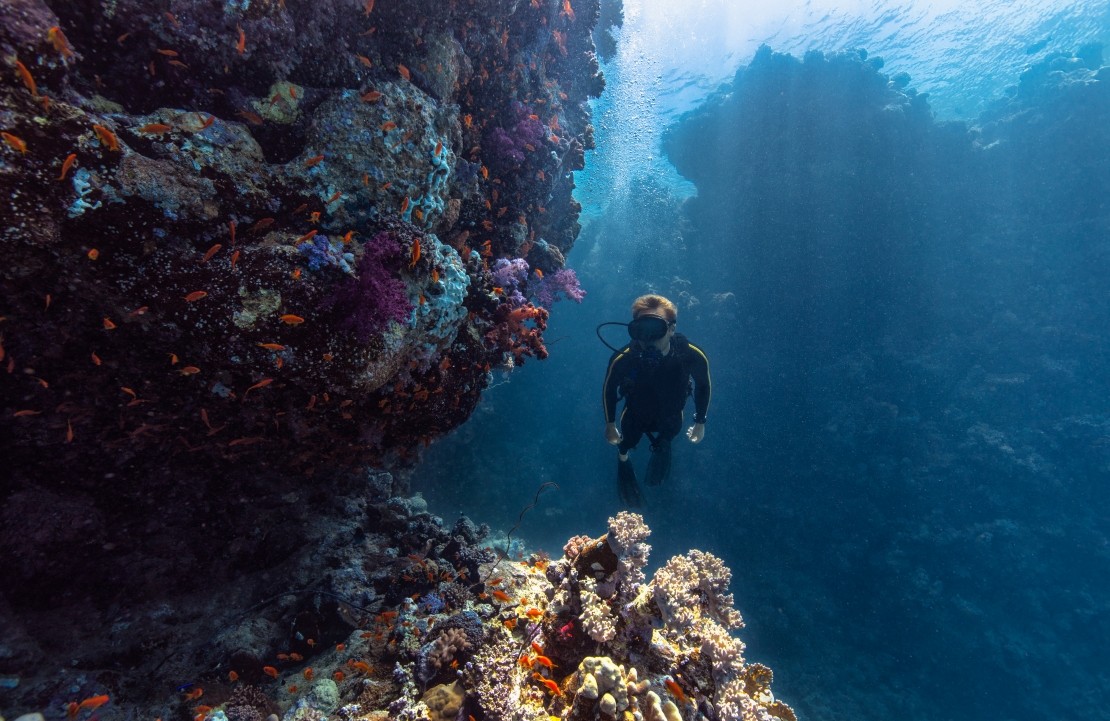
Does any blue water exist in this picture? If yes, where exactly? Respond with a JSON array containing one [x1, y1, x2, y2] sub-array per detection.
[[413, 2, 1110, 720]]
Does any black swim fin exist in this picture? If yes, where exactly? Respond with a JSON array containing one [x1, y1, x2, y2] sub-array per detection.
[[646, 440, 672, 486], [618, 458, 644, 507]]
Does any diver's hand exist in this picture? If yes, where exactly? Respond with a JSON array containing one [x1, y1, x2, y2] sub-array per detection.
[[686, 423, 705, 444], [605, 423, 622, 445]]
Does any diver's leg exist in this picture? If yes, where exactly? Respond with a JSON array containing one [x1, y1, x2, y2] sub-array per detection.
[[646, 415, 681, 485], [617, 413, 645, 506]]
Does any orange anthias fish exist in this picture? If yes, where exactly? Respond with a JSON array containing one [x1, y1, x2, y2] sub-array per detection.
[[236, 25, 246, 54], [361, 90, 383, 103], [262, 666, 279, 678], [244, 378, 273, 397], [58, 152, 77, 181], [92, 124, 120, 151], [182, 688, 203, 701], [138, 123, 173, 134], [408, 238, 420, 268], [397, 64, 411, 81], [184, 290, 208, 302], [491, 589, 511, 602], [15, 59, 37, 96], [664, 678, 687, 704], [48, 26, 75, 58], [2, 132, 28, 154], [77, 694, 111, 710], [280, 314, 305, 325]]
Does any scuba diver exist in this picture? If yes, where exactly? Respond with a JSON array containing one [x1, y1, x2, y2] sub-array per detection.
[[600, 294, 711, 506]]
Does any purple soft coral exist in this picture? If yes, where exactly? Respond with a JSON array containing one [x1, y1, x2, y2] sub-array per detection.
[[533, 268, 586, 308], [320, 231, 411, 340]]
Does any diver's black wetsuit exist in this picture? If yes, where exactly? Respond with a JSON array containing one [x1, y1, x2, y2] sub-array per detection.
[[602, 333, 711, 454]]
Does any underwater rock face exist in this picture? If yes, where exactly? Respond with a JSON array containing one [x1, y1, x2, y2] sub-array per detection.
[[1, 0, 602, 479], [0, 0, 602, 710]]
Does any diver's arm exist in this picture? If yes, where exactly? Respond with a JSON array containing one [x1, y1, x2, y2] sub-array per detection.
[[687, 343, 711, 443], [601, 352, 625, 425]]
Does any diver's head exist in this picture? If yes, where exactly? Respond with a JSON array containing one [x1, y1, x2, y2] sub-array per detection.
[[628, 294, 677, 349]]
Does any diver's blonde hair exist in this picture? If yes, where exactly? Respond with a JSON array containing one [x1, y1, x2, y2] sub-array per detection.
[[631, 294, 677, 323]]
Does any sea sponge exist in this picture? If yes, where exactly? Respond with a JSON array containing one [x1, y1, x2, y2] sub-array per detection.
[[420, 680, 464, 721]]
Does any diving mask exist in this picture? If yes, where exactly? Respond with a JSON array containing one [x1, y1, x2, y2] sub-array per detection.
[[627, 315, 670, 343]]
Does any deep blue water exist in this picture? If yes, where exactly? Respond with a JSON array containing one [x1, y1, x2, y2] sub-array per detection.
[[413, 2, 1110, 720]]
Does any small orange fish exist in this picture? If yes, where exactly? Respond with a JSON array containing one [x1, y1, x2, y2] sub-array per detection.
[[244, 378, 273, 397], [58, 152, 77, 180], [169, 353, 179, 364], [236, 25, 246, 54], [228, 671, 239, 682], [236, 110, 263, 125], [380, 121, 397, 132], [13, 410, 42, 417], [289, 86, 298, 99], [431, 268, 439, 283], [333, 670, 345, 682], [15, 59, 37, 96], [306, 639, 317, 648], [92, 124, 120, 151], [534, 268, 544, 279], [304, 154, 325, 168], [87, 248, 99, 260], [480, 165, 489, 179], [168, 60, 189, 69], [397, 64, 410, 81], [347, 661, 371, 673], [502, 618, 517, 630], [258, 343, 285, 351], [182, 688, 203, 701], [280, 314, 305, 325], [296, 229, 318, 244], [363, 0, 375, 15], [534, 674, 562, 696], [525, 607, 543, 620], [518, 655, 533, 669], [184, 290, 208, 302], [341, 230, 355, 243], [103, 317, 117, 330], [250, 217, 275, 233], [356, 54, 373, 68], [409, 237, 421, 267], [138, 123, 172, 134], [195, 114, 216, 131], [2, 132, 27, 154], [326, 191, 342, 204], [117, 32, 130, 44], [66, 702, 79, 718], [491, 590, 511, 602], [263, 666, 279, 678], [47, 26, 75, 58], [336, 643, 346, 651], [229, 219, 237, 244], [180, 366, 201, 375], [156, 48, 179, 57], [286, 685, 298, 694], [361, 90, 383, 103], [91, 351, 102, 366], [532, 654, 554, 669], [202, 243, 222, 263], [531, 642, 544, 654], [230, 250, 240, 269], [276, 653, 290, 661], [434, 141, 443, 156], [303, 668, 314, 681], [399, 196, 410, 214], [78, 695, 110, 710], [664, 678, 687, 704], [65, 419, 74, 443]]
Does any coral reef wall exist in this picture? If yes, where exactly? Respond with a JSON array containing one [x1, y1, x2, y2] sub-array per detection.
[[0, 0, 601, 480], [0, 0, 603, 707]]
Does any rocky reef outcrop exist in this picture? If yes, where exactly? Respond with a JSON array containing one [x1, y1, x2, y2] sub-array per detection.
[[0, 0, 601, 480], [0, 0, 606, 708]]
